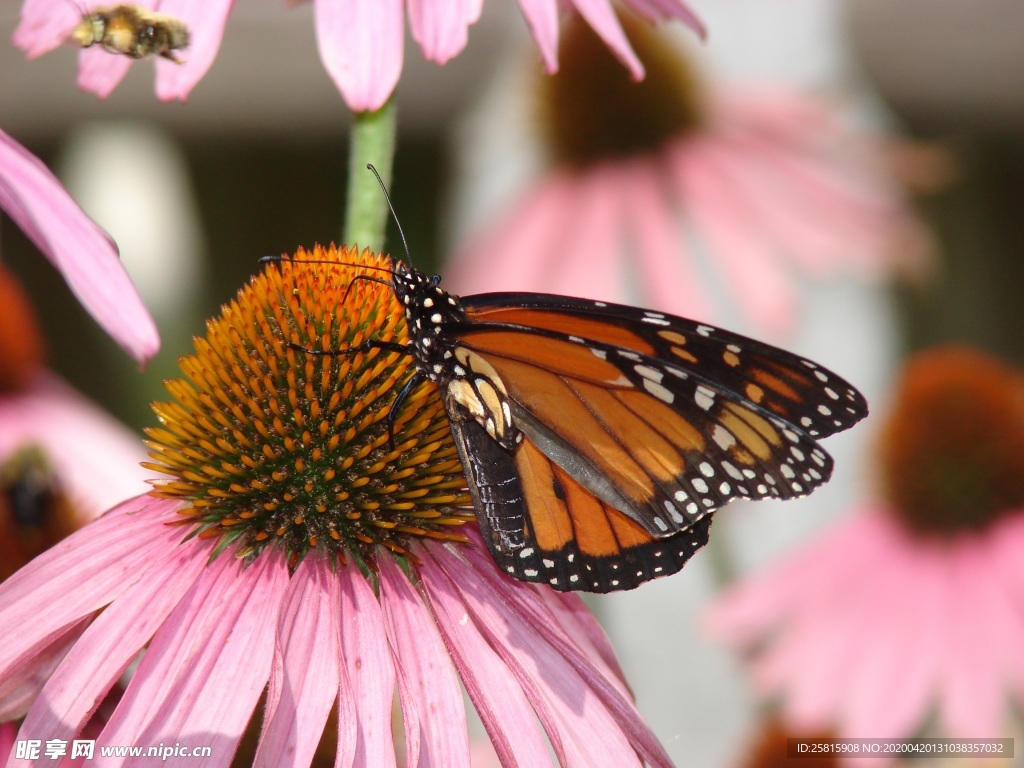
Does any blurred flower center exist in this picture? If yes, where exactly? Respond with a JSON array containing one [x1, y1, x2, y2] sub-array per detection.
[[739, 718, 840, 768], [879, 346, 1024, 536], [539, 13, 705, 168], [0, 264, 45, 392], [145, 245, 472, 565], [0, 447, 78, 580]]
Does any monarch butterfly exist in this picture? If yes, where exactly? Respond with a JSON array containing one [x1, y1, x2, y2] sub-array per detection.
[[289, 170, 868, 593]]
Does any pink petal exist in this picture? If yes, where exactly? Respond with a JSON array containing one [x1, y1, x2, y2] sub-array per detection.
[[17, 537, 211, 751], [839, 537, 943, 739], [936, 539, 1008, 738], [314, 0, 404, 113], [154, 0, 235, 102], [446, 172, 578, 295], [536, 589, 631, 693], [12, 0, 80, 58], [669, 138, 797, 335], [98, 548, 289, 766], [0, 497, 182, 708], [621, 155, 713, 319], [452, 537, 673, 768], [0, 623, 87, 722], [570, 0, 644, 79], [427, 544, 650, 768], [338, 560, 397, 766], [551, 164, 626, 302], [988, 513, 1024, 702], [514, 0, 559, 72], [0, 373, 150, 520], [0, 129, 159, 363], [694, 138, 844, 278], [0, 722, 15, 763], [378, 555, 471, 768], [75, 47, 132, 99], [408, 0, 483, 65], [417, 548, 553, 767], [255, 555, 341, 768]]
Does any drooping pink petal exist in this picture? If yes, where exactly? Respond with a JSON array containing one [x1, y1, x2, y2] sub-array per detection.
[[314, 0, 404, 113], [694, 137, 844, 278], [446, 172, 578, 295], [0, 372, 151, 519], [255, 554, 341, 768], [536, 589, 631, 694], [778, 543, 896, 732], [569, 0, 644, 80], [548, 163, 625, 302], [515, 0, 559, 72], [0, 722, 15, 763], [11, 0, 81, 58], [98, 548, 289, 766], [338, 559, 397, 766], [378, 554, 471, 768], [154, 0, 236, 102], [0, 129, 159, 364], [621, 154, 712, 319], [451, 537, 674, 768], [936, 539, 1007, 738], [0, 497, 182, 710], [837, 535, 943, 739], [408, 0, 483, 65], [417, 548, 553, 767], [75, 46, 132, 99], [17, 536, 211, 752], [428, 543, 652, 768], [670, 137, 796, 335], [0, 622, 88, 722]]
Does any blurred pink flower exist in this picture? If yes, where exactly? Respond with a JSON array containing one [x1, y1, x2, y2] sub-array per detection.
[[0, 129, 158, 364], [705, 347, 1024, 744], [0, 374, 152, 522], [0, 500, 671, 767], [0, 265, 150, 576], [13, 0, 702, 110], [447, 85, 930, 337], [705, 507, 1024, 742]]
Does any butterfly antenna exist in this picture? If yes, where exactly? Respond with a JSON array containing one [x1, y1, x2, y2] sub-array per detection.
[[366, 164, 413, 268]]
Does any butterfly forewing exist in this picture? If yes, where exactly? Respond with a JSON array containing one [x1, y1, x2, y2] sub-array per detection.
[[449, 302, 853, 538], [458, 294, 867, 438]]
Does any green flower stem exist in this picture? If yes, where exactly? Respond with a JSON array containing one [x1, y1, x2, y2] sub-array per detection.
[[343, 99, 398, 253]]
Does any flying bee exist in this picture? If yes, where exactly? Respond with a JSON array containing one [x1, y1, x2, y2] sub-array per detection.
[[70, 4, 190, 63]]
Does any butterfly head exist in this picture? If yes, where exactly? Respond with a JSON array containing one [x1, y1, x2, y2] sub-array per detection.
[[389, 263, 465, 360]]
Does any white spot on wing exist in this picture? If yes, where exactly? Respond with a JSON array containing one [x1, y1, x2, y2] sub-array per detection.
[[695, 386, 715, 411], [643, 379, 674, 403], [712, 425, 736, 450]]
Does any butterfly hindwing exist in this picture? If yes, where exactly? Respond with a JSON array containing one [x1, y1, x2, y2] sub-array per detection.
[[450, 416, 713, 592]]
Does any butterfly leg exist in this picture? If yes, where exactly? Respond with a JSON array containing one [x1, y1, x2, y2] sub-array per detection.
[[385, 372, 427, 449]]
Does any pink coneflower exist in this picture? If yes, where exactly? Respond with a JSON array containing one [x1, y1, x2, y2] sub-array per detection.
[[705, 347, 1024, 743], [446, 16, 928, 337], [0, 265, 152, 577], [0, 128, 157, 364], [13, 0, 703, 110], [0, 245, 673, 767]]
